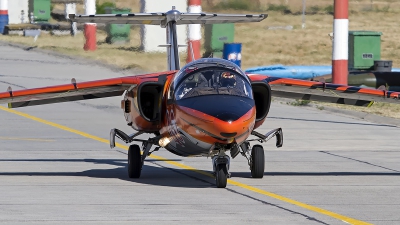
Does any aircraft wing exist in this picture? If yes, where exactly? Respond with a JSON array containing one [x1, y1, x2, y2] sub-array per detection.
[[248, 74, 400, 107], [69, 13, 266, 25], [0, 71, 176, 108]]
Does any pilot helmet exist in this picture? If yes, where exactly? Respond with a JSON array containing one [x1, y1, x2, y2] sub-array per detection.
[[220, 71, 236, 87]]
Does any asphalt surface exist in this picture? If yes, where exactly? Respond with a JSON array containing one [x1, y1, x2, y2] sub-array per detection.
[[1, 43, 400, 224]]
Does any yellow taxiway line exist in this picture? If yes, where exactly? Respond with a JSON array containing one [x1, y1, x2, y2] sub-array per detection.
[[0, 137, 54, 142], [0, 106, 371, 225]]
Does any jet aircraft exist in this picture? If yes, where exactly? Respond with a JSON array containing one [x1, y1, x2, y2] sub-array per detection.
[[1, 8, 400, 188]]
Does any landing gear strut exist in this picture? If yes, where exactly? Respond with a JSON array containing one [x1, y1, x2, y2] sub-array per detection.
[[241, 128, 283, 178], [110, 128, 160, 179]]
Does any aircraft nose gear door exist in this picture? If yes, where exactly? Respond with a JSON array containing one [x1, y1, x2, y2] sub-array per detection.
[[212, 154, 231, 188]]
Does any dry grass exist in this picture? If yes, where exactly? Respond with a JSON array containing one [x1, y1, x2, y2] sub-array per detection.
[[314, 102, 400, 119], [1, 0, 400, 119]]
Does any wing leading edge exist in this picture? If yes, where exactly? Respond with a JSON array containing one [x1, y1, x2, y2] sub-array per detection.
[[0, 71, 176, 108], [248, 74, 400, 106]]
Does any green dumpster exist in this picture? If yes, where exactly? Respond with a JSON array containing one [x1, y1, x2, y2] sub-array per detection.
[[105, 8, 131, 44], [29, 0, 51, 22], [204, 23, 235, 57], [349, 31, 382, 70]]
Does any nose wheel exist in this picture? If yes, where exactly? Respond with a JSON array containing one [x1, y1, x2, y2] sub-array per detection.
[[215, 164, 228, 188], [213, 155, 231, 188]]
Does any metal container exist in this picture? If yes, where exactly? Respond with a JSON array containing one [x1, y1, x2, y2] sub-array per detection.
[[205, 23, 235, 52], [374, 60, 392, 72], [223, 43, 242, 67], [29, 0, 51, 22], [105, 8, 131, 44], [24, 29, 41, 36], [349, 31, 382, 70], [0, 14, 8, 34]]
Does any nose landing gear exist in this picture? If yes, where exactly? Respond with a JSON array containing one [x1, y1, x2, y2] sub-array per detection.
[[212, 154, 231, 188]]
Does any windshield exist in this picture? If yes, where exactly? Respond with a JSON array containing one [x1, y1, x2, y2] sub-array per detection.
[[174, 68, 253, 100]]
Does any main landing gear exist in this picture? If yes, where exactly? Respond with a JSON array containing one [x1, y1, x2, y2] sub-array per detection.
[[236, 142, 265, 178], [110, 129, 160, 179], [244, 128, 283, 178], [128, 144, 141, 178]]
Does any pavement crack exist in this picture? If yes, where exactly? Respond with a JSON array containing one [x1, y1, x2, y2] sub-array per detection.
[[0, 80, 26, 89], [224, 188, 330, 225], [320, 151, 400, 173], [269, 116, 396, 128]]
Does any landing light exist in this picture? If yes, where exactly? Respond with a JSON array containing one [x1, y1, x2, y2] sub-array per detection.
[[159, 137, 171, 147]]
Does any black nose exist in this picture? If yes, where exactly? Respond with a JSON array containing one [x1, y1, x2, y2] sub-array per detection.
[[176, 95, 254, 122], [216, 112, 241, 122]]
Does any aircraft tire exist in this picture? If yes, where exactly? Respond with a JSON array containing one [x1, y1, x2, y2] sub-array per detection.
[[128, 144, 142, 178], [215, 164, 227, 188], [251, 145, 265, 178]]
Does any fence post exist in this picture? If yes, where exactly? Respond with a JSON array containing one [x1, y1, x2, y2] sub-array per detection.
[[332, 0, 348, 85], [84, 0, 96, 51], [187, 0, 201, 62]]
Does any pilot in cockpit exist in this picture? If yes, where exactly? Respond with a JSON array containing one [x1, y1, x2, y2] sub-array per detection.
[[220, 71, 236, 87]]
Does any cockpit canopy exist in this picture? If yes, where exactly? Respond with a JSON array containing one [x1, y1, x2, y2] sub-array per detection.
[[170, 58, 253, 100]]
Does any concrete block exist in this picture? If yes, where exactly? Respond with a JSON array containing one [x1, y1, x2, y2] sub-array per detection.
[[24, 29, 41, 37], [140, 0, 187, 52]]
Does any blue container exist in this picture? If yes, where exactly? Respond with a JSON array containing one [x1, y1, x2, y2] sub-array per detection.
[[223, 43, 242, 67], [245, 64, 400, 79], [245, 65, 332, 79], [0, 14, 8, 34]]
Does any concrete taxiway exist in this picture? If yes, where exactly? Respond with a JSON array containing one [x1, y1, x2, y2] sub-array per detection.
[[0, 43, 400, 224]]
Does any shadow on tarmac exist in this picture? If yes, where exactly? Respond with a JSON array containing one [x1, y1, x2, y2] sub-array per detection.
[[1, 158, 399, 188], [232, 171, 400, 178], [0, 158, 215, 188]]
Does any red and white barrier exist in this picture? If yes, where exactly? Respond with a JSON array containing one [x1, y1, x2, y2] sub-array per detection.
[[84, 0, 96, 51], [332, 0, 348, 85], [187, 0, 201, 62]]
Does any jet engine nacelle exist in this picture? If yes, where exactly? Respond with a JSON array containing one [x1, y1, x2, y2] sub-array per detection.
[[121, 75, 167, 132], [251, 81, 271, 129]]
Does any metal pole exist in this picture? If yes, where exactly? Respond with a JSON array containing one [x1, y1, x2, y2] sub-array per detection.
[[302, 0, 306, 29], [187, 0, 201, 62], [332, 0, 349, 85]]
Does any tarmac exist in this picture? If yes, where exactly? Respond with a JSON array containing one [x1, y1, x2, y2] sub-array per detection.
[[1, 43, 400, 224]]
